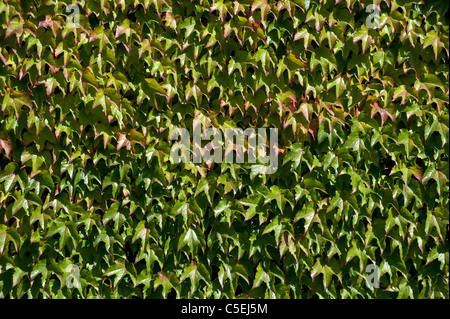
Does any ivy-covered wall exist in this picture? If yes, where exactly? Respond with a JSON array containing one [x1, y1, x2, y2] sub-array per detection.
[[0, 0, 448, 298]]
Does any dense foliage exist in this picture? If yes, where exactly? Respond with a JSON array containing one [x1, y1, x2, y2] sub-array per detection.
[[0, 0, 448, 299]]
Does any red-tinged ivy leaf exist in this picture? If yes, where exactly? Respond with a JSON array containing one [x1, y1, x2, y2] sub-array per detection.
[[251, 0, 271, 27], [285, 52, 308, 71], [115, 19, 133, 39], [370, 101, 395, 126], [294, 201, 316, 234], [344, 131, 367, 155], [327, 74, 347, 98], [311, 47, 337, 73], [194, 176, 217, 206], [264, 185, 293, 212], [127, 129, 145, 145], [20, 151, 45, 176], [132, 221, 152, 248], [392, 85, 416, 105], [217, 174, 239, 195], [0, 135, 13, 158], [34, 171, 55, 193], [103, 262, 127, 290], [424, 114, 449, 147], [353, 28, 373, 54], [302, 176, 327, 194], [30, 260, 48, 282], [263, 215, 284, 242], [177, 227, 205, 255], [252, 262, 271, 288], [82, 68, 99, 89], [402, 179, 423, 207], [414, 74, 444, 99], [45, 220, 79, 251], [179, 17, 197, 37], [282, 143, 304, 169], [397, 129, 423, 158], [232, 263, 250, 284], [0, 162, 17, 191], [321, 264, 335, 290], [0, 0, 447, 300], [154, 272, 178, 298], [422, 165, 449, 197], [106, 71, 129, 90], [423, 31, 447, 60], [254, 48, 272, 75], [391, 162, 423, 186], [170, 200, 189, 219], [0, 224, 9, 255], [425, 211, 448, 242], [238, 194, 263, 219], [179, 262, 209, 294], [426, 246, 446, 269], [5, 17, 23, 38], [10, 91, 32, 110], [144, 78, 166, 95], [294, 29, 318, 50], [12, 267, 28, 288], [210, 0, 230, 22]]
